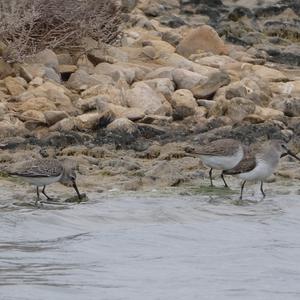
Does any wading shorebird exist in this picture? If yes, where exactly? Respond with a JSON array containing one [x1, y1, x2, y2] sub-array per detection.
[[194, 139, 244, 188], [224, 140, 300, 200], [8, 158, 82, 205]]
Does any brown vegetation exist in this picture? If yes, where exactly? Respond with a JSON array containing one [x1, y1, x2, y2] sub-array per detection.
[[0, 0, 123, 62]]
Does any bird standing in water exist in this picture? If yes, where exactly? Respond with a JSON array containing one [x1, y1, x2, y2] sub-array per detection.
[[224, 140, 300, 200], [8, 158, 82, 205], [193, 139, 244, 188]]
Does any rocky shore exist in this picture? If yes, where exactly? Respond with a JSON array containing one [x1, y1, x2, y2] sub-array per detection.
[[0, 0, 300, 195]]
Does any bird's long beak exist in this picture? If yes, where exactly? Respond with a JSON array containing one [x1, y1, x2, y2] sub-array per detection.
[[72, 180, 82, 199], [286, 149, 300, 161]]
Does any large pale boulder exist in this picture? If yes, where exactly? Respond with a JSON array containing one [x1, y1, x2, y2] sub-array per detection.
[[141, 78, 175, 99], [170, 89, 197, 120], [107, 117, 138, 135], [254, 106, 284, 120], [27, 49, 59, 72], [192, 55, 237, 68], [19, 64, 61, 83], [74, 112, 100, 131], [172, 68, 207, 90], [67, 69, 113, 91], [217, 77, 271, 107], [191, 71, 230, 98], [125, 82, 170, 115], [156, 53, 219, 77], [28, 82, 75, 113], [20, 110, 46, 123], [225, 97, 256, 122], [94, 62, 149, 83], [145, 66, 175, 80], [270, 97, 300, 117], [18, 97, 57, 112], [0, 118, 28, 138], [270, 81, 300, 97], [252, 65, 288, 82], [210, 97, 256, 123], [4, 76, 26, 96], [44, 111, 69, 126], [81, 84, 126, 106], [49, 117, 75, 132], [176, 25, 228, 57]]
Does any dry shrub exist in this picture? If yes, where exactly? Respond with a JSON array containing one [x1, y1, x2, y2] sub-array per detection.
[[0, 0, 123, 62]]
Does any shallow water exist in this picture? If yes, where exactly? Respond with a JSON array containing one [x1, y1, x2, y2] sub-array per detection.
[[1, 181, 300, 300]]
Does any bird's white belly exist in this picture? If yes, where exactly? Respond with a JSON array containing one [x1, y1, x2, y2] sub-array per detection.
[[19, 175, 62, 186], [238, 160, 275, 181], [200, 148, 243, 170]]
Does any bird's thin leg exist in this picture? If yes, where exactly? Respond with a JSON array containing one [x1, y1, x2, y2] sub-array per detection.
[[35, 186, 40, 206], [260, 181, 266, 199], [221, 171, 229, 188], [42, 185, 52, 200], [209, 168, 213, 187], [239, 180, 246, 200]]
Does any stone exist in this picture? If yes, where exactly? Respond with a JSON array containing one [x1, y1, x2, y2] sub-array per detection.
[[171, 89, 197, 120], [162, 30, 182, 47], [252, 65, 288, 82], [0, 59, 14, 79], [172, 68, 207, 90], [226, 97, 256, 122], [58, 65, 78, 74], [94, 62, 147, 84], [18, 97, 57, 112], [67, 69, 113, 91], [29, 77, 44, 86], [29, 82, 75, 113], [125, 82, 169, 115], [44, 111, 69, 126], [143, 40, 175, 56], [0, 118, 28, 138], [57, 53, 74, 65], [176, 25, 228, 58], [121, 0, 138, 12], [157, 53, 218, 77], [270, 81, 300, 97], [254, 106, 284, 120], [4, 76, 26, 96], [49, 117, 75, 132], [142, 78, 175, 99], [81, 85, 125, 106], [107, 117, 138, 135], [192, 54, 237, 68], [191, 71, 230, 98], [142, 46, 158, 59], [145, 67, 175, 80], [270, 97, 300, 117], [74, 112, 101, 131], [144, 161, 184, 187], [19, 64, 61, 83], [0, 102, 8, 121], [220, 77, 271, 107], [29, 49, 59, 72], [20, 110, 46, 124], [87, 49, 118, 65], [210, 97, 256, 123]]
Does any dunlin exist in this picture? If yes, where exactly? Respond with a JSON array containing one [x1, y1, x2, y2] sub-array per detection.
[[9, 159, 82, 205], [224, 140, 300, 200], [194, 139, 244, 187]]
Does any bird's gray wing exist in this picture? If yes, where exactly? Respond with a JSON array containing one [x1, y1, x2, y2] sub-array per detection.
[[224, 154, 256, 175], [9, 159, 63, 177]]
